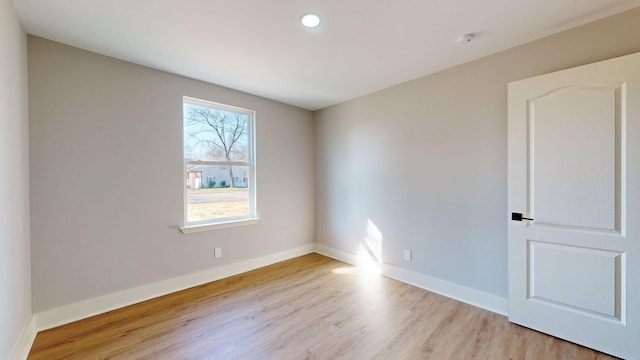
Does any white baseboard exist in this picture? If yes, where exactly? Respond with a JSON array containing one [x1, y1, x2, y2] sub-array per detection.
[[35, 244, 315, 331], [31, 242, 506, 345], [314, 243, 508, 316], [9, 315, 37, 360]]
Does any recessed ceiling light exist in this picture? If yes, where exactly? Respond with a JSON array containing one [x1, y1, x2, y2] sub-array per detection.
[[301, 14, 321, 28]]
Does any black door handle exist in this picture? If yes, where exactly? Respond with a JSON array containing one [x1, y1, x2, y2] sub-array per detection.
[[512, 212, 534, 221]]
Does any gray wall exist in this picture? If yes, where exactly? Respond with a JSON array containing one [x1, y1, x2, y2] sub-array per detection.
[[314, 8, 640, 298], [29, 37, 315, 312], [0, 0, 31, 358]]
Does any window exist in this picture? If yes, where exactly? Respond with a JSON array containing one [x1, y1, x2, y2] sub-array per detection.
[[181, 96, 256, 232]]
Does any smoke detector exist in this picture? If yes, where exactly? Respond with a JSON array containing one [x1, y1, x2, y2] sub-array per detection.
[[459, 33, 475, 44]]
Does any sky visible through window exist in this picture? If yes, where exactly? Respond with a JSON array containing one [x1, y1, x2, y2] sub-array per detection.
[[183, 103, 249, 162]]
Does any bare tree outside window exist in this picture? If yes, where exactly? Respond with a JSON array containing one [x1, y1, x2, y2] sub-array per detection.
[[184, 105, 248, 188], [183, 97, 255, 225]]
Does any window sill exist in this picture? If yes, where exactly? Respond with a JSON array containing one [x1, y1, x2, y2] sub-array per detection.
[[180, 218, 260, 234]]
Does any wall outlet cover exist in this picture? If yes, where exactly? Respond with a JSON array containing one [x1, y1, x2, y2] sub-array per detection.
[[404, 250, 412, 261]]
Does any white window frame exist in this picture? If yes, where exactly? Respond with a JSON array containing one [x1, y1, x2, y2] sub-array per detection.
[[180, 96, 258, 234]]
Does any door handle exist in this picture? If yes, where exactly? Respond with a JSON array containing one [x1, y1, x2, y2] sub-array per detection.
[[512, 212, 534, 221]]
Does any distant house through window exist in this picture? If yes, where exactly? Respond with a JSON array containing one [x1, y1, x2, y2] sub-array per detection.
[[182, 96, 256, 230]]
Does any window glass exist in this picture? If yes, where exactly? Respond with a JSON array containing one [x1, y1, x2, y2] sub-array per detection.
[[183, 97, 255, 226]]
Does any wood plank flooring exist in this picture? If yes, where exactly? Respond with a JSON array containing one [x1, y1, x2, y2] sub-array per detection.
[[28, 253, 618, 359]]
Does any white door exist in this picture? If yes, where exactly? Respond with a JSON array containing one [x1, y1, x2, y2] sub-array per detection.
[[508, 52, 640, 359]]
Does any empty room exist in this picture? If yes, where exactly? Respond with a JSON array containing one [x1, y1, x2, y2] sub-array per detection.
[[2, 0, 640, 359]]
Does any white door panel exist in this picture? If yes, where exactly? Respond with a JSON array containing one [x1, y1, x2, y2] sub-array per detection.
[[528, 241, 622, 320], [530, 86, 619, 230], [508, 52, 639, 359]]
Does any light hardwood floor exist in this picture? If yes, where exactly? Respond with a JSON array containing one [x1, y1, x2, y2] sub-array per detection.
[[28, 253, 618, 359]]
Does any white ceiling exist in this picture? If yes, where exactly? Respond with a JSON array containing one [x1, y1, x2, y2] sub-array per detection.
[[13, 0, 640, 110]]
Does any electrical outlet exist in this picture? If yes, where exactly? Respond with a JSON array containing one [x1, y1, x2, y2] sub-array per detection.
[[214, 247, 222, 258], [404, 249, 412, 261]]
